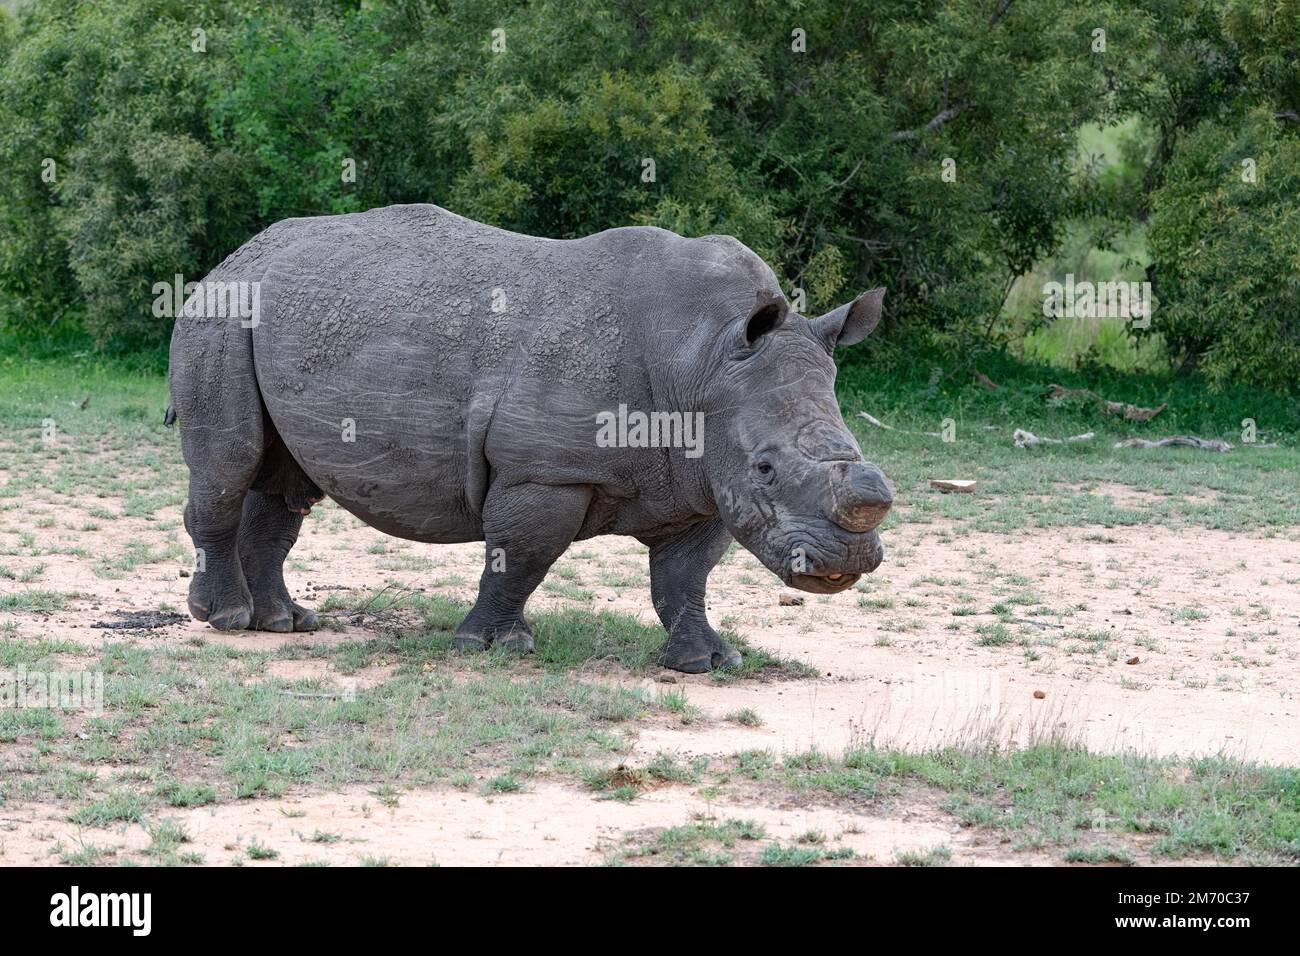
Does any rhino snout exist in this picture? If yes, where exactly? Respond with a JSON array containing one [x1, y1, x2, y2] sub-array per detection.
[[785, 529, 885, 594], [828, 461, 893, 533]]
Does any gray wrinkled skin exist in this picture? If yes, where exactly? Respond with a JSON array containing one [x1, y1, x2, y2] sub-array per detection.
[[169, 204, 892, 672]]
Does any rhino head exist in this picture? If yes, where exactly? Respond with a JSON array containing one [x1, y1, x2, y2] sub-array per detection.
[[702, 287, 892, 593]]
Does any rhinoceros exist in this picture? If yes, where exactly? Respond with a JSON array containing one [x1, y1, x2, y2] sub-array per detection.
[[168, 204, 892, 672]]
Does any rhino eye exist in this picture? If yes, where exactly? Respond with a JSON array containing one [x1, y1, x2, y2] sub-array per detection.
[[753, 461, 776, 483]]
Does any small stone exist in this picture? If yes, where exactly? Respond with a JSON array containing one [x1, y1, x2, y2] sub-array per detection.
[[1126, 656, 1141, 665], [1033, 690, 1046, 700], [779, 592, 805, 607], [658, 674, 677, 684], [179, 569, 190, 577]]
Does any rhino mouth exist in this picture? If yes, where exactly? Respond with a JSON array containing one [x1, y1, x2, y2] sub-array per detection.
[[782, 529, 885, 594], [790, 571, 862, 594]]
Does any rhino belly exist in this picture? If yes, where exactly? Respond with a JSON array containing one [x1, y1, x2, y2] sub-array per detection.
[[251, 287, 485, 544]]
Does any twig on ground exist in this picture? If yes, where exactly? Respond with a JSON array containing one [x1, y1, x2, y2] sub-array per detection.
[[1113, 436, 1232, 452], [1045, 384, 1167, 422], [1013, 429, 1095, 448], [858, 411, 943, 437], [320, 582, 421, 632]]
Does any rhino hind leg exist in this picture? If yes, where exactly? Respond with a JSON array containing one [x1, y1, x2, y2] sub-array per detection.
[[238, 489, 318, 632], [175, 337, 315, 633], [645, 518, 742, 673], [176, 365, 262, 631], [454, 483, 593, 654], [184, 485, 255, 630]]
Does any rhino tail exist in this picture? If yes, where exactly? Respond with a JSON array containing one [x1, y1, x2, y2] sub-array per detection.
[[163, 405, 177, 427]]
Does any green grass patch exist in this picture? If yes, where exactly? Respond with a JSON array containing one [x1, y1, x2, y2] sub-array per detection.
[[766, 744, 1300, 864]]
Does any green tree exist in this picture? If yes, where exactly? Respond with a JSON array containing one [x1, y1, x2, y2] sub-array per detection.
[[6, 0, 1288, 396]]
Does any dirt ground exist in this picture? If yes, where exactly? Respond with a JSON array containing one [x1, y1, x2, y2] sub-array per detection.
[[2, 473, 1297, 865]]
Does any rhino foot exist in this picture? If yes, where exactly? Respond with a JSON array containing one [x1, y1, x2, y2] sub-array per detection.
[[188, 571, 254, 631], [205, 603, 254, 631], [251, 593, 319, 632], [659, 635, 743, 674], [453, 615, 535, 654]]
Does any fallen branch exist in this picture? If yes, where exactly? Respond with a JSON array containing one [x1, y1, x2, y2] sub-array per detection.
[[1013, 428, 1095, 448], [319, 582, 421, 633], [857, 411, 943, 438], [1045, 384, 1167, 422], [1113, 436, 1232, 452]]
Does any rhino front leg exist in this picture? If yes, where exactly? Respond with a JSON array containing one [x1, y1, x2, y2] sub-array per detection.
[[644, 518, 741, 673], [454, 483, 594, 653]]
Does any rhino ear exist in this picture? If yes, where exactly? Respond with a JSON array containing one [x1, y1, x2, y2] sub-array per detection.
[[811, 287, 885, 350]]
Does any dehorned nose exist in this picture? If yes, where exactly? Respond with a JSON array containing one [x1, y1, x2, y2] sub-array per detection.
[[829, 462, 893, 533]]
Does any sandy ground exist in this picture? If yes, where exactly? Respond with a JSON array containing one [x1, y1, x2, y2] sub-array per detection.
[[4, 780, 1021, 867], [2, 484, 1298, 864]]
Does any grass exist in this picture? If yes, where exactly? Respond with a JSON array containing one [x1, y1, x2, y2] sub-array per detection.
[[310, 588, 814, 680], [5, 632, 665, 811], [69, 789, 148, 826], [725, 708, 762, 727], [610, 816, 856, 867], [760, 842, 855, 866], [0, 590, 71, 612], [582, 752, 705, 800], [613, 818, 768, 866], [245, 839, 278, 861], [975, 622, 1016, 647], [58, 841, 119, 866], [836, 351, 1300, 534], [155, 779, 218, 807], [895, 845, 952, 867], [144, 818, 194, 862], [0, 636, 82, 667], [1, 354, 1297, 866], [1064, 844, 1136, 865], [755, 744, 1300, 865]]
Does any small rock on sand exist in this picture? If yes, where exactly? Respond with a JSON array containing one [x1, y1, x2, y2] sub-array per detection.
[[930, 479, 976, 493], [779, 592, 805, 607]]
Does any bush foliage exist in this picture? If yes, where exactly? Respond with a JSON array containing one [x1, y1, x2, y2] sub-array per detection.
[[0, 0, 1294, 391]]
